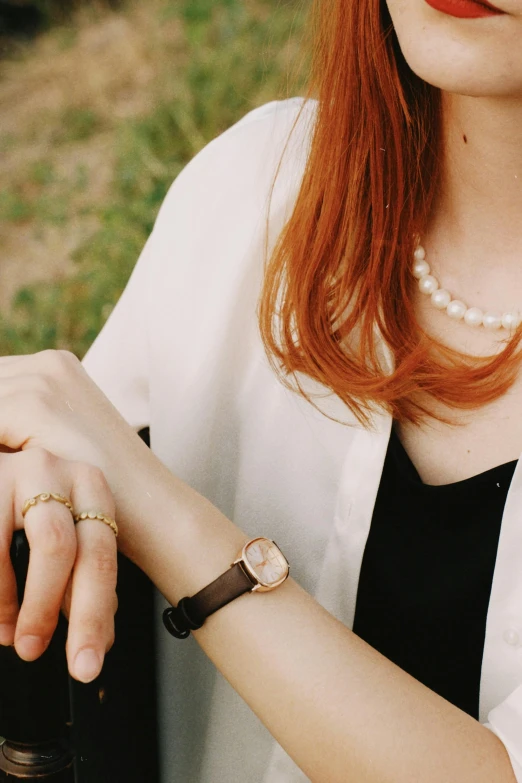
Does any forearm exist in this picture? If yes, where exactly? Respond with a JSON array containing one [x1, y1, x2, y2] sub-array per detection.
[[1, 350, 509, 778], [93, 444, 519, 782]]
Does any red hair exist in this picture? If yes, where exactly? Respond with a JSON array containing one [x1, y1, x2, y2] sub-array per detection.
[[258, 0, 521, 425]]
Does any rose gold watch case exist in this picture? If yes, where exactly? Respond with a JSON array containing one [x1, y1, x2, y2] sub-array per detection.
[[233, 537, 290, 593]]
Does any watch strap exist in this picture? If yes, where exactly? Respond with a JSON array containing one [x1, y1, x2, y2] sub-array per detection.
[[163, 562, 255, 639]]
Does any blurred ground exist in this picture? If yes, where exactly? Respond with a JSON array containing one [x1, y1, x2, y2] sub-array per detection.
[[0, 0, 309, 355], [0, 3, 183, 308]]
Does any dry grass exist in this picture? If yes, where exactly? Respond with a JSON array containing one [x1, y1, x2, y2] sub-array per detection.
[[0, 0, 185, 308], [0, 0, 309, 353]]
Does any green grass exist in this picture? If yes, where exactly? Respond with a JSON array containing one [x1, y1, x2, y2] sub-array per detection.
[[0, 0, 309, 357], [0, 188, 35, 222], [0, 173, 72, 227], [54, 107, 104, 143]]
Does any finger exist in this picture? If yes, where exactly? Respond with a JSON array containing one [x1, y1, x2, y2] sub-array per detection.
[[61, 575, 73, 620], [61, 575, 117, 623], [12, 452, 77, 661], [0, 381, 54, 452], [66, 464, 118, 683], [0, 352, 85, 399], [0, 489, 19, 645], [0, 350, 80, 377], [0, 369, 87, 453], [15, 505, 76, 660]]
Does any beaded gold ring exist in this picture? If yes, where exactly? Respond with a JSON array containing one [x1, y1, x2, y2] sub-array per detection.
[[73, 511, 118, 538], [21, 492, 74, 519]]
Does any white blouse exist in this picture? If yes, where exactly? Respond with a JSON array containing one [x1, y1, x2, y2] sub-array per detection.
[[82, 97, 522, 783]]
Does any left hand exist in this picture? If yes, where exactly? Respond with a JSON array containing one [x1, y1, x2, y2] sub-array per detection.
[[0, 447, 119, 681], [0, 350, 147, 511], [0, 348, 210, 590]]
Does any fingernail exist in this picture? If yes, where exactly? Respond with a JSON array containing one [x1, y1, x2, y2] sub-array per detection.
[[74, 649, 102, 683], [16, 635, 45, 660], [0, 624, 15, 646]]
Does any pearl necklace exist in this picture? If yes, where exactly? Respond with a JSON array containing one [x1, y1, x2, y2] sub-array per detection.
[[412, 244, 521, 331]]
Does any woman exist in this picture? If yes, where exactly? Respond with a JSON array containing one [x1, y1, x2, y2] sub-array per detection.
[[0, 0, 521, 780]]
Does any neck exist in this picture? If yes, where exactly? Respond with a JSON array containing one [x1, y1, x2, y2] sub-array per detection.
[[423, 90, 522, 303]]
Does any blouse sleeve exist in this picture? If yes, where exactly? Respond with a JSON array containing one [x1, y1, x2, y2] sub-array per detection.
[[82, 94, 522, 781], [81, 97, 310, 431], [485, 690, 522, 780]]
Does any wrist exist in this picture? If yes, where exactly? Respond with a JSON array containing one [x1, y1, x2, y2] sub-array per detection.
[[163, 537, 290, 639], [110, 444, 249, 604]]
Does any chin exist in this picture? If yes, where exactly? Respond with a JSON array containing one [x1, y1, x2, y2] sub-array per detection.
[[386, 0, 522, 99], [406, 56, 522, 99]]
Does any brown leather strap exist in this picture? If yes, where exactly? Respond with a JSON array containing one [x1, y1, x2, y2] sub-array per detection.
[[190, 562, 255, 621], [163, 563, 255, 639]]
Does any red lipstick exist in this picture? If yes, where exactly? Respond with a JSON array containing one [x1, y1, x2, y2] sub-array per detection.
[[425, 0, 506, 18]]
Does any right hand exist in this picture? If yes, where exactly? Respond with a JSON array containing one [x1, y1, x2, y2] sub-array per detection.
[[0, 446, 118, 683]]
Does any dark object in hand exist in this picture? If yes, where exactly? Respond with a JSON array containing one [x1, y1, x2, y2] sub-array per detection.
[[0, 531, 74, 781], [0, 427, 159, 782]]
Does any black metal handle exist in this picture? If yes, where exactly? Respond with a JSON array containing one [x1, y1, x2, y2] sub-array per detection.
[[0, 530, 75, 780]]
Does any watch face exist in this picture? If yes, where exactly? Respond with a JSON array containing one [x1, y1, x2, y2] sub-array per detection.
[[243, 538, 289, 589]]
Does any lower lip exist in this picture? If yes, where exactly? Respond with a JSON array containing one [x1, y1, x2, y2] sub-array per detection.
[[425, 0, 505, 17]]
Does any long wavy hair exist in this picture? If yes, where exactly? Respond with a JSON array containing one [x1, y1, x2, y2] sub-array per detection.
[[258, 0, 521, 425]]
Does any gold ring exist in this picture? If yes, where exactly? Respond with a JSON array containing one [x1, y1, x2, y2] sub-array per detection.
[[74, 512, 118, 538], [22, 492, 74, 518]]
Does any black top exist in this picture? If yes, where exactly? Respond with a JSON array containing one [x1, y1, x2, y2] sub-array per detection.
[[353, 425, 517, 719]]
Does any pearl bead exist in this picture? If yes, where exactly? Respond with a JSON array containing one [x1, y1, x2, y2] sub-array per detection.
[[464, 307, 484, 328], [483, 312, 502, 330], [412, 241, 522, 330], [502, 311, 521, 331], [431, 289, 451, 310], [418, 275, 439, 295], [412, 260, 430, 279], [446, 300, 467, 320]]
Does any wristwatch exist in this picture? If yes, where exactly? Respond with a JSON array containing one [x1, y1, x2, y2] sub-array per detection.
[[163, 537, 290, 639]]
